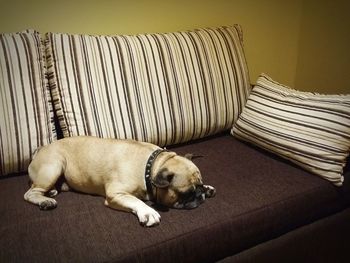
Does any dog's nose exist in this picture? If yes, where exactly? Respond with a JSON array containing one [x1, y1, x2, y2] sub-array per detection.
[[205, 187, 216, 198]]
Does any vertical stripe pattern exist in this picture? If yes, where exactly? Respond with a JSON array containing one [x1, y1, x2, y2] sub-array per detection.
[[47, 25, 251, 146], [0, 30, 56, 176], [231, 73, 350, 186]]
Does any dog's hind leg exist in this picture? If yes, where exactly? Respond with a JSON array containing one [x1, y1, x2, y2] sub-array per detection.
[[24, 186, 58, 210], [46, 178, 71, 197], [24, 161, 63, 210], [47, 188, 58, 197]]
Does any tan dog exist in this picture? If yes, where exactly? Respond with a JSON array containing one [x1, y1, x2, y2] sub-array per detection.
[[24, 136, 216, 226]]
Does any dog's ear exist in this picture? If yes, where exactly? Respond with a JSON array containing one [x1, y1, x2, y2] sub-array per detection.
[[153, 168, 174, 188], [184, 153, 203, 161]]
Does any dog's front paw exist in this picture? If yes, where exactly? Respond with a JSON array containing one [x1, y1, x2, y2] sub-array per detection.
[[136, 206, 161, 227], [203, 185, 216, 198]]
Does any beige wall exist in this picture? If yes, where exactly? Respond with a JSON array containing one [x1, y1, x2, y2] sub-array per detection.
[[295, 0, 350, 93], [1, 0, 348, 94]]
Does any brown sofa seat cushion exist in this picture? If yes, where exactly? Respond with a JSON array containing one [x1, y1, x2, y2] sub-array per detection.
[[1, 134, 349, 263]]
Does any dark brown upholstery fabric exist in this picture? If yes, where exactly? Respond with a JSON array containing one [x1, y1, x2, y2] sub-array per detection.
[[218, 208, 350, 263], [1, 134, 349, 263]]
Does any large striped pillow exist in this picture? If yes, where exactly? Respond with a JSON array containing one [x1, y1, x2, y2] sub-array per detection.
[[0, 30, 56, 176], [231, 73, 350, 186], [46, 25, 251, 146]]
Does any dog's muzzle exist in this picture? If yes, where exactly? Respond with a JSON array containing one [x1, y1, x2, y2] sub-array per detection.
[[173, 185, 206, 209]]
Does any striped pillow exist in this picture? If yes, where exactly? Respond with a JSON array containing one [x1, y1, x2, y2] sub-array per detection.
[[0, 30, 56, 176], [46, 25, 251, 146], [231, 74, 350, 186]]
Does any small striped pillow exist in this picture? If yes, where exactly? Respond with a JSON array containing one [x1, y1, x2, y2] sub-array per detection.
[[231, 73, 350, 186], [0, 30, 56, 176], [46, 25, 251, 146]]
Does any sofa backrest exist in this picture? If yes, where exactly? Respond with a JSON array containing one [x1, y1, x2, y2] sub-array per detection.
[[46, 25, 251, 146], [0, 25, 250, 177]]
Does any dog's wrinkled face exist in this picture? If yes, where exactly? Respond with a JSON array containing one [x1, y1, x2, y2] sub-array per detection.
[[172, 184, 207, 209], [153, 155, 215, 209]]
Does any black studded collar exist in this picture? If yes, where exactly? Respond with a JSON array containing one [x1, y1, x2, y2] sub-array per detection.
[[145, 148, 167, 200]]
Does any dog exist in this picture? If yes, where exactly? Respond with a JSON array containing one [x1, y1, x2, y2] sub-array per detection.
[[24, 136, 216, 227]]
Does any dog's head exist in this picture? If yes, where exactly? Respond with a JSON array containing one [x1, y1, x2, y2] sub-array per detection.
[[152, 154, 216, 209]]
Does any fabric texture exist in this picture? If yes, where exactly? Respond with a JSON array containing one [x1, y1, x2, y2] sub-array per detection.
[[1, 134, 349, 263], [0, 30, 56, 176], [46, 25, 251, 146], [231, 73, 350, 186], [219, 207, 350, 263]]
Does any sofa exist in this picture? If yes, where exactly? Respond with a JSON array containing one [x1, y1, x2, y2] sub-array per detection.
[[1, 25, 349, 263]]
